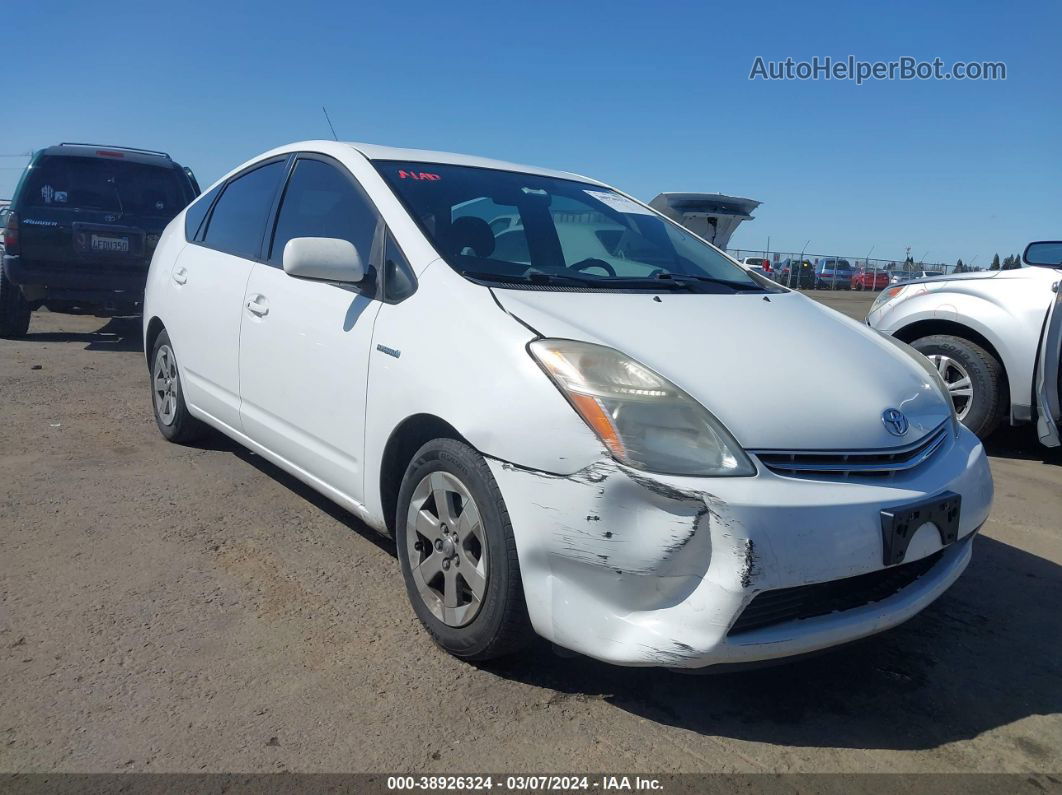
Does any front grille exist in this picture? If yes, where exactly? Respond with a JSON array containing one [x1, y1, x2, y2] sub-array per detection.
[[752, 422, 949, 479], [727, 549, 945, 636]]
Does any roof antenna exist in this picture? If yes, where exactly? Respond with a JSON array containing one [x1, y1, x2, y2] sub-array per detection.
[[322, 106, 339, 141]]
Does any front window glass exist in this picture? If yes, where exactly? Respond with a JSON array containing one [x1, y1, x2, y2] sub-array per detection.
[[376, 161, 770, 293], [268, 158, 378, 266]]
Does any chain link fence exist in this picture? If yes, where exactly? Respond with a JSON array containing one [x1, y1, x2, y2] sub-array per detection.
[[726, 249, 976, 291]]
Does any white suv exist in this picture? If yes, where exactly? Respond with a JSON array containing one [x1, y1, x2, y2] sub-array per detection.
[[144, 141, 992, 668], [868, 247, 1061, 446]]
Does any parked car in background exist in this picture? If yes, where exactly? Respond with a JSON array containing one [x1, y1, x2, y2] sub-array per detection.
[[742, 256, 771, 276], [852, 268, 890, 291], [815, 258, 853, 289], [869, 242, 1061, 446], [889, 269, 944, 286], [774, 257, 815, 288], [143, 140, 992, 669], [0, 143, 200, 337]]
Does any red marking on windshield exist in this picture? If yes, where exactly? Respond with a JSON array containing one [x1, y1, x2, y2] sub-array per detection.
[[398, 170, 441, 181]]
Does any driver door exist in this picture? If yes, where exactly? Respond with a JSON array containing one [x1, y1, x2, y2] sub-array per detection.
[[237, 154, 384, 507], [1036, 280, 1062, 447]]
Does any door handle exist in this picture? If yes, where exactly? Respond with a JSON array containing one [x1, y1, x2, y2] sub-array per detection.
[[172, 266, 188, 285], [246, 294, 269, 317]]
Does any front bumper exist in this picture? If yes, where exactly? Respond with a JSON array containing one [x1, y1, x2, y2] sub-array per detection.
[[488, 426, 992, 668]]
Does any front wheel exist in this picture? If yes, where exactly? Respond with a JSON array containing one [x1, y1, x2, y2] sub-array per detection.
[[396, 439, 534, 661], [0, 269, 31, 339], [910, 334, 1006, 439]]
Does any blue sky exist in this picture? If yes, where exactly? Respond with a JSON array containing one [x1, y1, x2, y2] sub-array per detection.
[[5, 0, 1060, 265]]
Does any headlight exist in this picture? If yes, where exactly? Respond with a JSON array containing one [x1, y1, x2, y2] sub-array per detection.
[[870, 284, 908, 314], [528, 339, 755, 476], [879, 333, 961, 437]]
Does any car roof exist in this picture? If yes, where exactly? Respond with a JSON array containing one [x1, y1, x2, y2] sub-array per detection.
[[277, 140, 608, 187], [37, 143, 178, 168]]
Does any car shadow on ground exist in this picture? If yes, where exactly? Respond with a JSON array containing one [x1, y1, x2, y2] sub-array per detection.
[[984, 425, 1062, 467], [197, 428, 1060, 754], [23, 315, 144, 353], [189, 430, 398, 558], [483, 534, 1061, 753]]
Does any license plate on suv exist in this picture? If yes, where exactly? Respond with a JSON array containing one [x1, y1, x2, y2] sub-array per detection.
[[879, 491, 961, 565], [90, 234, 130, 253]]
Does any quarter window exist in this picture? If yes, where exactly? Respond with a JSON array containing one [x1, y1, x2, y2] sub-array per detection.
[[268, 158, 378, 267], [202, 160, 285, 259], [383, 231, 417, 302], [184, 183, 221, 241]]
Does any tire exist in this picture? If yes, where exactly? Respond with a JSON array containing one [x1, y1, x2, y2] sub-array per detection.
[[0, 268, 31, 339], [910, 334, 1006, 439], [396, 438, 534, 661], [149, 329, 208, 443]]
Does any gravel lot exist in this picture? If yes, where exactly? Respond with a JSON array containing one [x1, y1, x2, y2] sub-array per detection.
[[1, 290, 1059, 774]]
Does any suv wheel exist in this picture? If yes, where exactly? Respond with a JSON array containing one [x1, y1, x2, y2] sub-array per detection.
[[911, 334, 1005, 439], [0, 269, 31, 338], [150, 330, 208, 443], [396, 439, 534, 661]]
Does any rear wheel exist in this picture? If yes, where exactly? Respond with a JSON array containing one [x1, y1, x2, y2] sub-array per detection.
[[150, 329, 208, 443], [396, 439, 534, 661], [911, 334, 1005, 439], [0, 269, 31, 339]]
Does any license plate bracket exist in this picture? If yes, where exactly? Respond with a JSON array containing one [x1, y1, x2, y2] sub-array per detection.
[[879, 491, 961, 566]]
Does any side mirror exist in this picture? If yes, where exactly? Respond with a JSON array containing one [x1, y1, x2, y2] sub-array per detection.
[[283, 237, 365, 283], [1023, 241, 1062, 267]]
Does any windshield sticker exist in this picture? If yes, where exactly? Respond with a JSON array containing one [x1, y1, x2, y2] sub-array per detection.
[[583, 189, 654, 215], [41, 185, 55, 204], [398, 169, 441, 181], [54, 191, 68, 203]]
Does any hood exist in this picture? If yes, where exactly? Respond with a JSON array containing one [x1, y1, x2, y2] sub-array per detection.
[[494, 289, 951, 451]]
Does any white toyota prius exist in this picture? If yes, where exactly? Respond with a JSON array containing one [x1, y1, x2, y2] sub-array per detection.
[[143, 141, 993, 669]]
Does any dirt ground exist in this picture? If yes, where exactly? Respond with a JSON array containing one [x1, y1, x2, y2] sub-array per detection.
[[1, 290, 1059, 774]]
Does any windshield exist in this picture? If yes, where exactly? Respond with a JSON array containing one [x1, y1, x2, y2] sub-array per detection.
[[20, 156, 192, 217], [376, 161, 769, 292]]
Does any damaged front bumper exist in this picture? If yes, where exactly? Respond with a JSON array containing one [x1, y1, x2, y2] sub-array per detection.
[[487, 427, 992, 668]]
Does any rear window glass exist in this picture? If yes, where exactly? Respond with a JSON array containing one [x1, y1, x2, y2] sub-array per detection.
[[202, 161, 286, 259], [19, 156, 192, 217]]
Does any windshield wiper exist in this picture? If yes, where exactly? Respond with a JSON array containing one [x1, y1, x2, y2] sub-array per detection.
[[651, 272, 767, 291], [106, 176, 124, 218], [464, 270, 600, 287], [463, 270, 716, 292]]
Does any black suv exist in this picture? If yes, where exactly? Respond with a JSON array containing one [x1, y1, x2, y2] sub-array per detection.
[[0, 143, 200, 337]]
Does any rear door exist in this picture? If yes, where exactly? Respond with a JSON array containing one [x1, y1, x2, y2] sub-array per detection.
[[166, 157, 289, 431], [1036, 278, 1062, 447], [237, 154, 383, 506]]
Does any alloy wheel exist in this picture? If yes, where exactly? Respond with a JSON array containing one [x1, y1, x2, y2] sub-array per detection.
[[927, 354, 974, 421], [153, 344, 179, 426], [405, 471, 489, 627]]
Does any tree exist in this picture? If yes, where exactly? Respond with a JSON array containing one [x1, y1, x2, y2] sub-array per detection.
[[990, 253, 1001, 270], [955, 258, 965, 273]]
